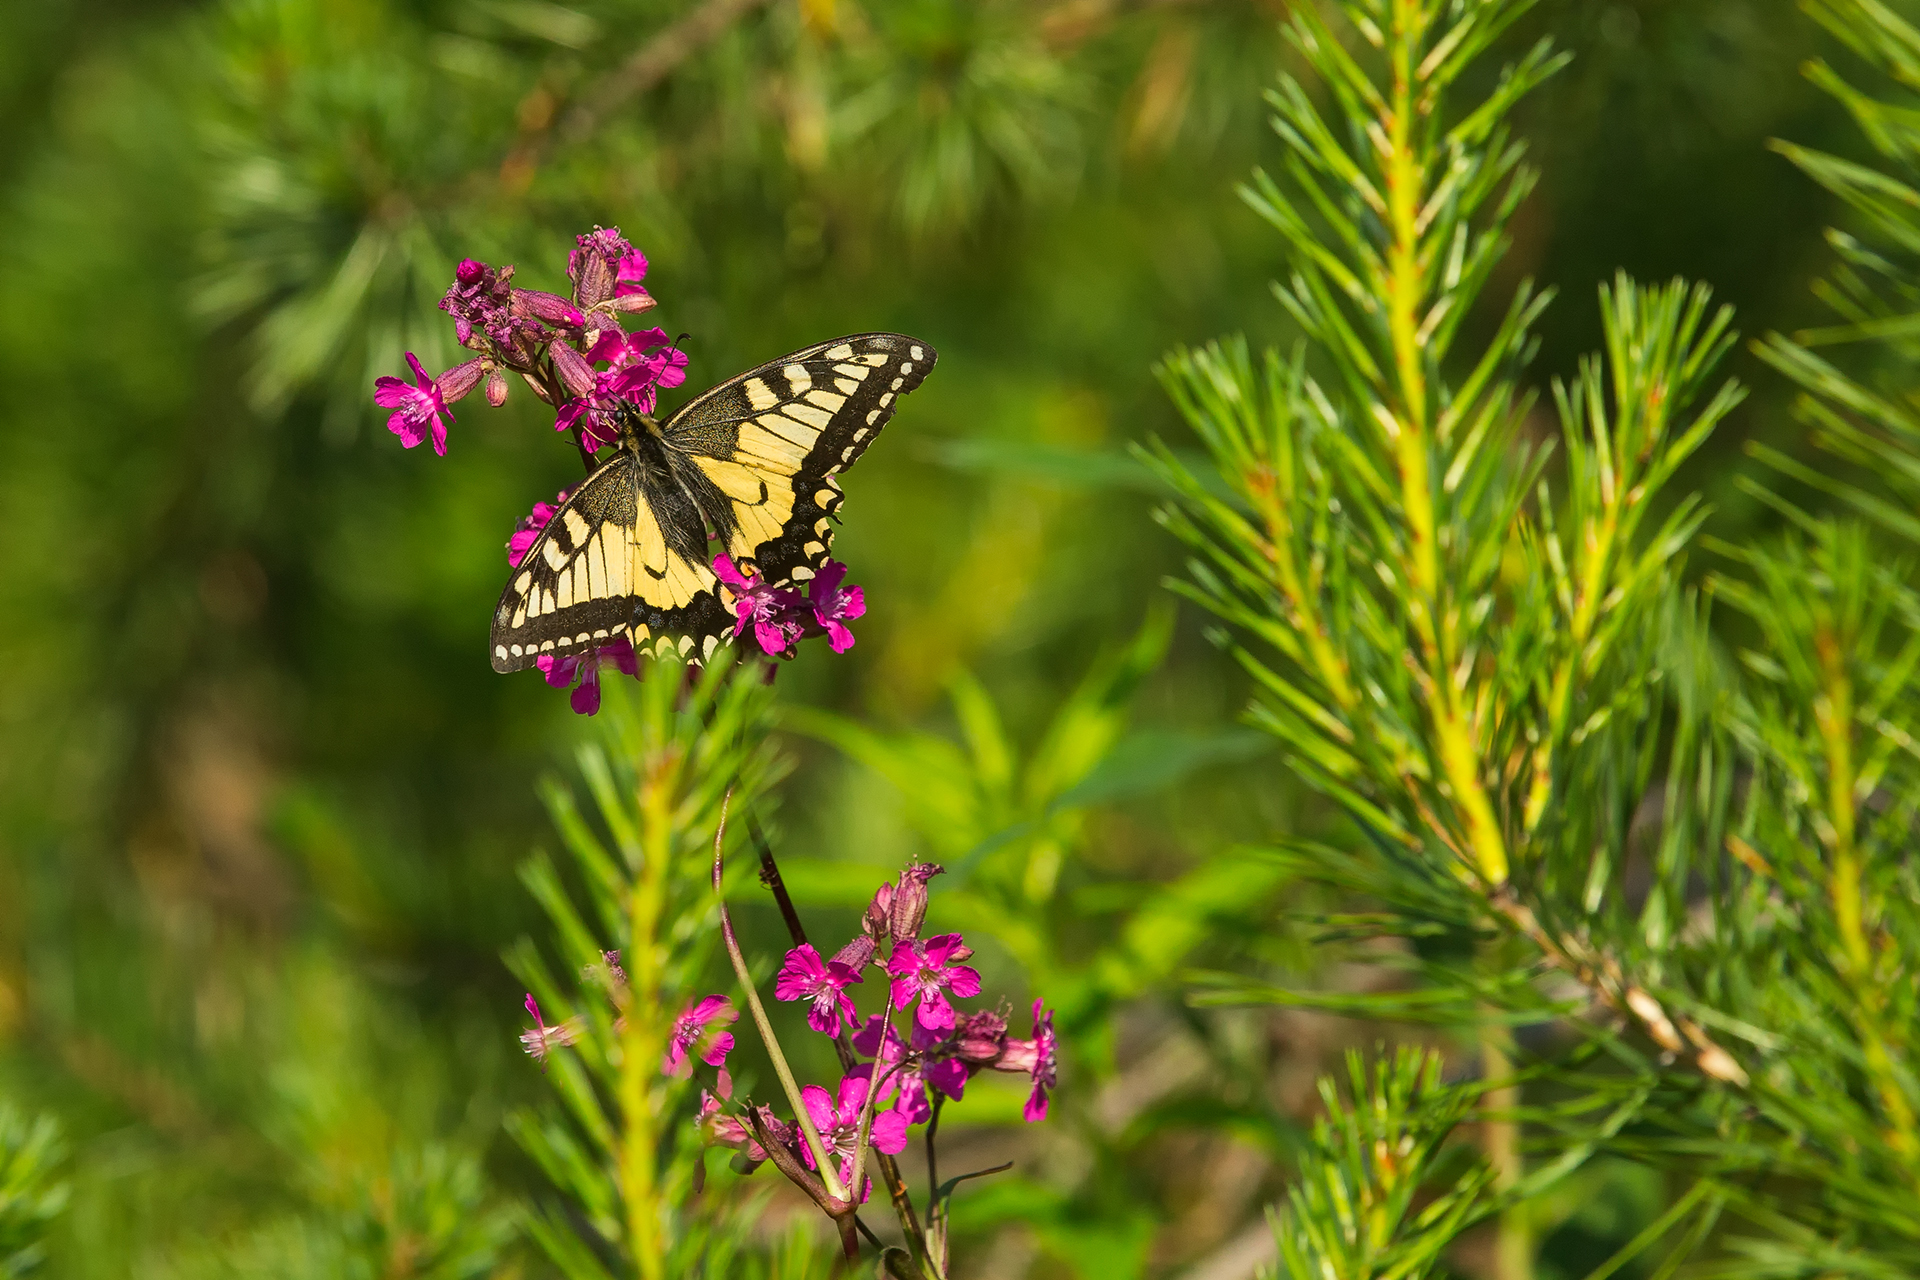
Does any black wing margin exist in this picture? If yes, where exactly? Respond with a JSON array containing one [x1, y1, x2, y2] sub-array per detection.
[[658, 332, 937, 586]]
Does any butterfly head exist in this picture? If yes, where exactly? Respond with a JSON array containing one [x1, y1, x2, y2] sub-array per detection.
[[609, 399, 663, 449]]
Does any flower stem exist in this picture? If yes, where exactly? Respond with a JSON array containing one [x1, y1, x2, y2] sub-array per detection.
[[750, 817, 935, 1273], [712, 798, 848, 1201]]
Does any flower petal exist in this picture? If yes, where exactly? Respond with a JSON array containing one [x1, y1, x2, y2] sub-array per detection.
[[800, 1083, 836, 1133], [869, 1107, 910, 1153]]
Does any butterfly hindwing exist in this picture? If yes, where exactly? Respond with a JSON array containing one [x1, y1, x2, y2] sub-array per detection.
[[488, 454, 731, 673], [661, 332, 937, 585]]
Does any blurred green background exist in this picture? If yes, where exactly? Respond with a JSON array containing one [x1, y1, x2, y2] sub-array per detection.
[[0, 0, 1869, 1275]]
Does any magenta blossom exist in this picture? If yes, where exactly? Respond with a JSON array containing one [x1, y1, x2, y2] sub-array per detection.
[[798, 1074, 910, 1198], [886, 934, 982, 1033], [662, 994, 737, 1078], [774, 943, 862, 1037], [508, 486, 574, 568], [614, 247, 651, 301], [587, 325, 689, 400], [852, 1014, 967, 1125], [994, 1000, 1058, 1123], [808, 561, 866, 653], [440, 259, 543, 356], [537, 638, 638, 716], [374, 352, 455, 455], [713, 556, 809, 656], [553, 332, 689, 449], [519, 993, 583, 1066]]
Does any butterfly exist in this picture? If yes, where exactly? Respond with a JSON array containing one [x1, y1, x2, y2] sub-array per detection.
[[490, 332, 936, 671]]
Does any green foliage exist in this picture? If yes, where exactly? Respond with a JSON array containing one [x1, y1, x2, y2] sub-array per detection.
[[1269, 1050, 1493, 1280], [507, 655, 799, 1278], [7, 0, 1920, 1275], [1149, 0, 1920, 1273], [0, 1107, 65, 1277]]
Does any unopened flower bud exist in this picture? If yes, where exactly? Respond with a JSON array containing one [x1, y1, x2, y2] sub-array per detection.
[[485, 368, 509, 406], [438, 357, 487, 403], [863, 882, 894, 941], [604, 288, 657, 313], [952, 1009, 1008, 1063], [514, 289, 586, 331], [889, 862, 945, 942], [549, 342, 598, 397], [831, 935, 876, 972]]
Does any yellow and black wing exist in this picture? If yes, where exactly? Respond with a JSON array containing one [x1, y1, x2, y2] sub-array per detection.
[[488, 331, 936, 673], [488, 452, 732, 673], [659, 332, 936, 585]]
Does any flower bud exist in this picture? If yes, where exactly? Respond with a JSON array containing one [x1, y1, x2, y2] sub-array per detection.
[[437, 357, 487, 403], [952, 1010, 1008, 1064], [889, 862, 945, 942], [604, 288, 657, 313], [513, 289, 586, 331], [549, 341, 598, 397], [485, 368, 509, 406], [863, 882, 894, 941], [830, 935, 876, 972]]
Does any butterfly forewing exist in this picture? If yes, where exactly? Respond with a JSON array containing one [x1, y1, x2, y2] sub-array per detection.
[[662, 332, 937, 585], [489, 332, 936, 672]]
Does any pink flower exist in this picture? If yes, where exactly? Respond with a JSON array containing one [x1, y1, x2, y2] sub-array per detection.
[[851, 1014, 965, 1124], [507, 486, 574, 568], [553, 330, 689, 450], [440, 259, 542, 356], [713, 556, 809, 656], [886, 934, 981, 1033], [798, 1075, 910, 1197], [774, 943, 862, 1037], [662, 994, 737, 1078], [993, 1001, 1058, 1123], [537, 638, 638, 715], [373, 352, 455, 455], [808, 561, 866, 652], [519, 993, 583, 1066], [613, 248, 653, 307]]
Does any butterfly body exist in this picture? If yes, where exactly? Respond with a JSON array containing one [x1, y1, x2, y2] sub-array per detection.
[[491, 332, 936, 672]]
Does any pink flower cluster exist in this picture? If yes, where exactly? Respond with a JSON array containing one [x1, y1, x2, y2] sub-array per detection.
[[761, 863, 1059, 1128], [714, 556, 866, 658], [370, 226, 682, 457]]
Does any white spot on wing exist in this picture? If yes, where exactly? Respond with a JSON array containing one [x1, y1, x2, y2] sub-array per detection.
[[495, 645, 509, 661], [542, 541, 567, 571], [911, 345, 924, 360], [804, 389, 847, 413], [833, 363, 869, 381], [826, 343, 855, 360], [783, 363, 813, 395]]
